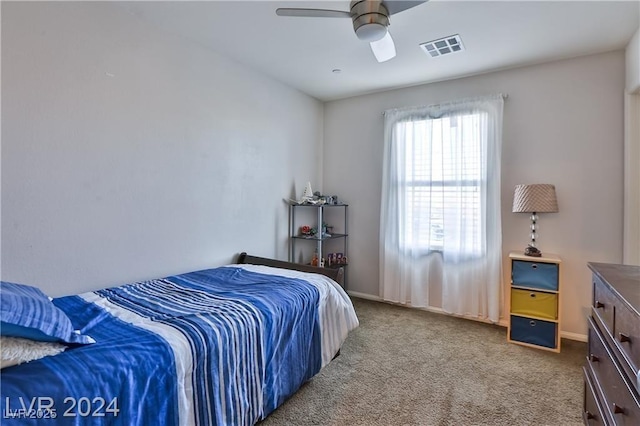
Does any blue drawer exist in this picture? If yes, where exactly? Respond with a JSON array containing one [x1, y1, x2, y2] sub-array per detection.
[[512, 260, 558, 291], [510, 316, 557, 349]]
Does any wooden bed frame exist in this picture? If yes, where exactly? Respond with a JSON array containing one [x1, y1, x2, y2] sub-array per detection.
[[236, 252, 345, 287]]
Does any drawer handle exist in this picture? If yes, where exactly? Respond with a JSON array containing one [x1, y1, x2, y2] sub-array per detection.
[[531, 264, 538, 269], [595, 301, 605, 309], [584, 411, 594, 420], [619, 333, 631, 343], [589, 354, 599, 362], [613, 403, 625, 415], [529, 320, 536, 327], [530, 293, 536, 298]]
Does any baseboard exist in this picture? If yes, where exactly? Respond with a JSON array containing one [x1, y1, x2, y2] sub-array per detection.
[[347, 290, 587, 342], [348, 291, 508, 327], [561, 330, 587, 342], [347, 290, 382, 301]]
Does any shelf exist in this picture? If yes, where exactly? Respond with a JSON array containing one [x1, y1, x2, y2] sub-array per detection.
[[325, 264, 348, 270], [307, 263, 348, 269], [292, 233, 348, 241], [289, 202, 348, 288], [508, 252, 561, 263], [290, 203, 348, 207], [510, 284, 559, 294], [510, 313, 559, 324]]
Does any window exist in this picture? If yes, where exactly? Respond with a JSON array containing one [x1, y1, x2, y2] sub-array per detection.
[[395, 111, 486, 255], [380, 95, 503, 319]]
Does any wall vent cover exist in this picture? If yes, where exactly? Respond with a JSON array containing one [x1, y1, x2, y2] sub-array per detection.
[[420, 34, 464, 58]]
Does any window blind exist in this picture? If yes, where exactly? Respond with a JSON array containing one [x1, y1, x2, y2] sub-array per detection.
[[397, 112, 485, 252]]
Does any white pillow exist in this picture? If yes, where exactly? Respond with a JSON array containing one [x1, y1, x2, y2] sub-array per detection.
[[1, 336, 66, 369]]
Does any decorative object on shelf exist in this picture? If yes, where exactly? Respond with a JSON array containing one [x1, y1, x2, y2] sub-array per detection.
[[326, 253, 347, 265], [512, 184, 559, 257], [288, 182, 323, 205], [311, 251, 319, 267], [321, 195, 340, 205], [321, 222, 333, 238], [331, 253, 347, 264], [287, 185, 342, 206], [302, 182, 314, 201], [299, 225, 316, 237]]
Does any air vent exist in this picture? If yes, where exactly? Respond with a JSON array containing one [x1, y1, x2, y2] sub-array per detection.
[[420, 34, 464, 58]]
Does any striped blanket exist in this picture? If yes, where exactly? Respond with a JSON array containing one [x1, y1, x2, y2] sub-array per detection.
[[1, 265, 358, 425]]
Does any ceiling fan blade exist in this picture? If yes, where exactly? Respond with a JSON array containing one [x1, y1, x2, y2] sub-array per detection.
[[384, 1, 428, 15], [370, 31, 396, 62], [276, 8, 351, 18]]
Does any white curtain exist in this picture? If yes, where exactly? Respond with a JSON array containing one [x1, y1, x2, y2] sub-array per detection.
[[379, 95, 503, 322]]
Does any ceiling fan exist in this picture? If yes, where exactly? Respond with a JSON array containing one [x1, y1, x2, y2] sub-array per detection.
[[276, 1, 427, 63]]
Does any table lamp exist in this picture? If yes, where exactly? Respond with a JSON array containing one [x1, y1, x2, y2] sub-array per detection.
[[512, 184, 558, 257]]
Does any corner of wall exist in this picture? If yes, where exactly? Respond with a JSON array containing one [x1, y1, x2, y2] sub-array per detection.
[[626, 24, 640, 92], [317, 103, 325, 193]]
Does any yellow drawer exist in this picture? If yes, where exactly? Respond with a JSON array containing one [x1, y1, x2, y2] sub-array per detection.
[[511, 288, 558, 320]]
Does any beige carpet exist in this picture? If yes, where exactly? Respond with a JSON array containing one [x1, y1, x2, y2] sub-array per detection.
[[261, 298, 585, 426]]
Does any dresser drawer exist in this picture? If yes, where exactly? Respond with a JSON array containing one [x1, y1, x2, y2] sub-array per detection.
[[583, 367, 609, 425], [512, 260, 558, 291], [511, 288, 558, 320], [510, 315, 557, 349], [587, 318, 640, 425], [593, 275, 616, 336], [614, 302, 640, 386]]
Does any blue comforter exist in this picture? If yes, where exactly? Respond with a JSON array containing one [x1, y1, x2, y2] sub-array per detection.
[[1, 267, 322, 425]]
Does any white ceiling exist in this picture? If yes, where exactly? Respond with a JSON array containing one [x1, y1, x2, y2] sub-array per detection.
[[118, 1, 640, 101]]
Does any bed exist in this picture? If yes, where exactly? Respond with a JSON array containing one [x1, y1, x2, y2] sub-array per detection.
[[0, 253, 359, 425]]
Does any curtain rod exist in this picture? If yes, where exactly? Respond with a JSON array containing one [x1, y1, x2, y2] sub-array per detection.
[[382, 93, 508, 116]]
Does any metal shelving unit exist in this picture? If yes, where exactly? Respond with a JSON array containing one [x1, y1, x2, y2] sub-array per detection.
[[289, 203, 348, 282]]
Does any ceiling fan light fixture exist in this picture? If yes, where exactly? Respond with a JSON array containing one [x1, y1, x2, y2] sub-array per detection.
[[351, 0, 390, 42], [274, 0, 426, 62], [355, 22, 388, 42]]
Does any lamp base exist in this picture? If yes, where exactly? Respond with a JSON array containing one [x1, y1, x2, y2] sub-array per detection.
[[524, 245, 542, 257]]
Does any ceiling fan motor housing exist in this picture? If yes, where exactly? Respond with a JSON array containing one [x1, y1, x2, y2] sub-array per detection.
[[350, 0, 390, 42]]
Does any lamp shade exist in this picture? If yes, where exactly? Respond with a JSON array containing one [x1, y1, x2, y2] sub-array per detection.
[[512, 184, 559, 213]]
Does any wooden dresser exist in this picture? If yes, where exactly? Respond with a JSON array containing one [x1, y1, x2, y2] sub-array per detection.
[[584, 262, 640, 425]]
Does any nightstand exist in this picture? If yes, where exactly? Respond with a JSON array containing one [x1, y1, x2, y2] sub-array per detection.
[[507, 252, 562, 352]]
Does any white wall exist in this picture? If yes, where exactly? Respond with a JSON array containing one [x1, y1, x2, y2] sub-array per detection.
[[1, 2, 323, 296], [323, 51, 625, 337], [624, 25, 640, 265]]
